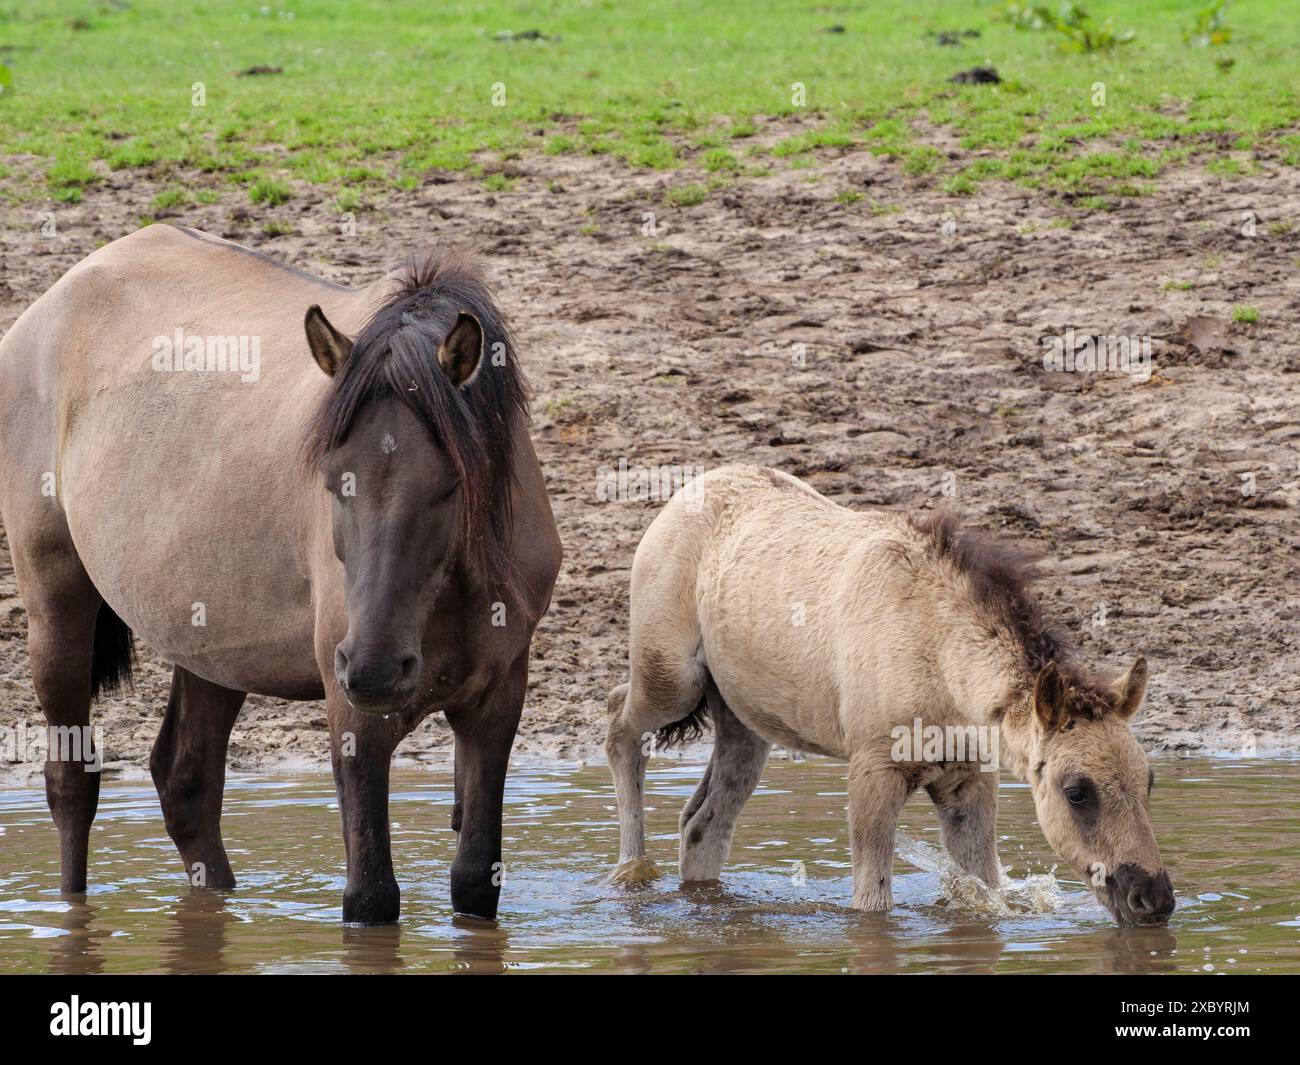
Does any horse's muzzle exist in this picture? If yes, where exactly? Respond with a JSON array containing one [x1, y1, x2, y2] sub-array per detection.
[[1104, 864, 1175, 927], [335, 644, 421, 714]]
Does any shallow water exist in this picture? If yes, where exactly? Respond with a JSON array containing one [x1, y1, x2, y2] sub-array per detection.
[[0, 756, 1296, 974]]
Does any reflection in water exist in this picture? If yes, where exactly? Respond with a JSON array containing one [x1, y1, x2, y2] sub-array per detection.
[[1086, 926, 1181, 975], [0, 757, 1296, 974], [342, 922, 404, 975], [49, 898, 106, 976], [162, 891, 238, 975], [449, 916, 509, 975]]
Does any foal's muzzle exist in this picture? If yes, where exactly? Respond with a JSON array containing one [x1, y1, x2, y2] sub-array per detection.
[[334, 644, 421, 714], [1104, 864, 1175, 927]]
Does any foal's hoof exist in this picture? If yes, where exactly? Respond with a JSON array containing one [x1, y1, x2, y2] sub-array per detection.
[[607, 857, 663, 885]]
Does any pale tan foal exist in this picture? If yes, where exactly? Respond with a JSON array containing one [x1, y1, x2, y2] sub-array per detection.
[[606, 465, 1174, 927]]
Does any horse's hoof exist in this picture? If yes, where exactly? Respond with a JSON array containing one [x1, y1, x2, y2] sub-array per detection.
[[607, 857, 662, 885], [342, 881, 401, 925]]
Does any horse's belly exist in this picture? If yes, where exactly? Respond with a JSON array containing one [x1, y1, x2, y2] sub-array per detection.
[[695, 564, 849, 757], [83, 542, 321, 698], [701, 633, 847, 759]]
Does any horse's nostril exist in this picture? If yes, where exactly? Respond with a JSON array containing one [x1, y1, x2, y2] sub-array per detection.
[[334, 646, 350, 688], [398, 655, 421, 689], [1129, 888, 1154, 914]]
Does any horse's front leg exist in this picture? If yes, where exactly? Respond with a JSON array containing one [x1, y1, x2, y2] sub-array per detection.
[[327, 693, 406, 925], [925, 766, 1000, 889], [846, 756, 911, 911], [445, 653, 528, 921]]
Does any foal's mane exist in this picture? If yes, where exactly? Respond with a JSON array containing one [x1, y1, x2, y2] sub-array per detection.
[[304, 249, 529, 605], [911, 513, 1112, 711]]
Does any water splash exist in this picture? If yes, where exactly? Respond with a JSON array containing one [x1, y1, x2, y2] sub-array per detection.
[[895, 831, 1061, 918]]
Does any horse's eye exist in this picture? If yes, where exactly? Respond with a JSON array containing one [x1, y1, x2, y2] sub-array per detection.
[[1065, 788, 1087, 805]]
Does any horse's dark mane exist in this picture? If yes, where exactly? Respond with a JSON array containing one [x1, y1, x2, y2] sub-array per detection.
[[303, 249, 529, 605], [911, 512, 1108, 707]]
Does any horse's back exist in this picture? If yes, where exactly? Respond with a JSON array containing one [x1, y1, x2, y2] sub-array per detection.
[[0, 226, 359, 695], [628, 465, 912, 756]]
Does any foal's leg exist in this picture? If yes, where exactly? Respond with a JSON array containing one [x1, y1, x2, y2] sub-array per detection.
[[605, 661, 704, 884], [846, 756, 911, 912], [446, 653, 529, 921], [14, 532, 103, 893], [925, 767, 1000, 888], [605, 683, 657, 882], [149, 667, 246, 890], [327, 692, 407, 925], [679, 691, 769, 883]]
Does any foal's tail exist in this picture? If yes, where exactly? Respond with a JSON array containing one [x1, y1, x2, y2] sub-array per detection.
[[653, 677, 714, 750], [90, 601, 135, 700], [606, 677, 713, 750]]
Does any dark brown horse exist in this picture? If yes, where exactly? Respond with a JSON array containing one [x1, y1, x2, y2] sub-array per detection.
[[0, 224, 561, 924]]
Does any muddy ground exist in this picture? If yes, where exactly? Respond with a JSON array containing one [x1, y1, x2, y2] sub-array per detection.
[[1, 117, 1297, 780]]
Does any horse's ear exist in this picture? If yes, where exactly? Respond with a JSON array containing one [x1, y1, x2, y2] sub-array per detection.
[[304, 304, 352, 377], [437, 311, 484, 387], [1033, 661, 1069, 733], [1113, 656, 1148, 720]]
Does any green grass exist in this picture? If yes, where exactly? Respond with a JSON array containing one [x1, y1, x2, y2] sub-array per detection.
[[248, 176, 292, 206], [1232, 304, 1259, 323], [0, 1, 1296, 207], [664, 182, 709, 207]]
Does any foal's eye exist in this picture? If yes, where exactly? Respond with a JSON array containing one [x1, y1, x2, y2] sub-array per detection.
[[1065, 788, 1089, 806]]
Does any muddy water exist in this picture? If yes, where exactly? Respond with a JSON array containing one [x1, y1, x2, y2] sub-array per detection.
[[0, 756, 1296, 974]]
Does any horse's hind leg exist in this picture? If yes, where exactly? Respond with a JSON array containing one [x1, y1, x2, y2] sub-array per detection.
[[15, 539, 105, 893], [149, 667, 245, 890], [679, 688, 769, 883], [605, 648, 707, 884]]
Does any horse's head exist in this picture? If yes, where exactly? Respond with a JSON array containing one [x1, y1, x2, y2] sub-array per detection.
[[1023, 657, 1174, 927], [304, 302, 486, 713]]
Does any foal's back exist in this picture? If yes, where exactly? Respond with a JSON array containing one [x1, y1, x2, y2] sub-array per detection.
[[628, 465, 945, 758]]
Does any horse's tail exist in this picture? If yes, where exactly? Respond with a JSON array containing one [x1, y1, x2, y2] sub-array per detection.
[[653, 679, 713, 750], [90, 601, 135, 700]]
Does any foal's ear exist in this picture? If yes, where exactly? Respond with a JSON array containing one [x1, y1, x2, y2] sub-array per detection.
[[304, 305, 353, 377], [437, 311, 484, 387], [1113, 656, 1148, 720], [1033, 661, 1069, 733]]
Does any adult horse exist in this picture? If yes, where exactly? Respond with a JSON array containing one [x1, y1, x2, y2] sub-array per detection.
[[0, 224, 561, 924]]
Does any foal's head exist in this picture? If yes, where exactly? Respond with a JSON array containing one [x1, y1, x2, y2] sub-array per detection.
[[302, 253, 526, 713], [1023, 657, 1175, 927]]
